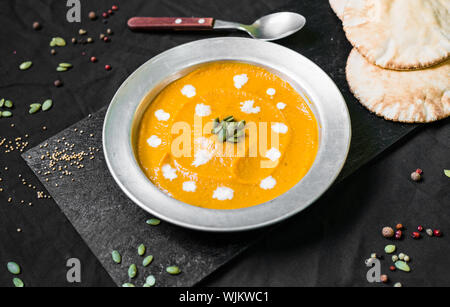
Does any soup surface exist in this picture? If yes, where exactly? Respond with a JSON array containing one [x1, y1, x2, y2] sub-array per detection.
[[136, 62, 319, 210]]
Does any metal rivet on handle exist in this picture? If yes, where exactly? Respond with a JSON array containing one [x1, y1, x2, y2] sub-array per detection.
[[175, 18, 182, 24], [198, 19, 205, 24]]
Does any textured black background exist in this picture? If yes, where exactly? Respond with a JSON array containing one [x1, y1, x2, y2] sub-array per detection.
[[0, 0, 448, 287]]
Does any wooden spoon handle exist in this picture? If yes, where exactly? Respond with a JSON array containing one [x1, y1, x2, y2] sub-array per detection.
[[128, 17, 215, 31]]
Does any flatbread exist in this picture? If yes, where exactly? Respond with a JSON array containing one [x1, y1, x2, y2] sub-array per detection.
[[343, 0, 450, 70], [346, 49, 450, 123], [329, 0, 347, 21]]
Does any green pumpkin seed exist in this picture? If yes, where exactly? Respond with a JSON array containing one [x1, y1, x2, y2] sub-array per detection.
[[51, 37, 66, 47], [0, 98, 5, 107], [7, 262, 21, 275], [384, 245, 396, 254], [4, 100, 13, 108], [395, 261, 411, 272], [128, 264, 137, 278], [111, 250, 121, 264], [235, 130, 245, 138], [143, 255, 153, 267], [56, 66, 68, 72], [58, 63, 72, 68], [145, 275, 156, 287], [212, 118, 220, 129], [19, 61, 33, 70], [138, 244, 146, 256], [166, 266, 181, 275], [146, 218, 161, 226], [13, 278, 24, 287], [236, 120, 246, 131], [122, 283, 135, 287], [42, 99, 53, 111], [217, 129, 227, 142], [223, 116, 234, 122], [444, 170, 450, 178], [1, 110, 12, 118], [29, 104, 41, 114]]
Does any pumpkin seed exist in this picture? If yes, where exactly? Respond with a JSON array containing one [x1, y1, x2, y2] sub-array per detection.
[[13, 278, 24, 287], [395, 261, 411, 272], [212, 118, 220, 129], [7, 262, 21, 275], [0, 98, 4, 107], [143, 255, 153, 267], [29, 103, 41, 114], [111, 250, 121, 264], [235, 130, 245, 138], [217, 129, 227, 142], [146, 218, 160, 226], [445, 170, 450, 178], [166, 266, 181, 275], [1, 110, 12, 118], [212, 124, 223, 135], [19, 61, 33, 70], [138, 244, 146, 256], [51, 37, 66, 47], [122, 283, 135, 287], [4, 100, 13, 108], [223, 116, 234, 122], [128, 264, 137, 278], [384, 245, 396, 254], [56, 66, 68, 72], [59, 63, 72, 68], [42, 99, 53, 111], [145, 275, 156, 287], [236, 120, 246, 131]]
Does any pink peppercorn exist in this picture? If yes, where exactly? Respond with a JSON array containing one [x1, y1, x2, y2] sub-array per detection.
[[90, 57, 97, 63], [112, 5, 118, 11], [102, 12, 109, 18], [434, 230, 442, 237], [108, 9, 113, 15], [417, 225, 423, 232], [412, 232, 421, 239], [389, 266, 396, 272], [105, 65, 112, 71], [395, 230, 402, 240]]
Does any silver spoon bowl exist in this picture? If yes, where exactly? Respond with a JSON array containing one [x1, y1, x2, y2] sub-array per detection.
[[214, 12, 306, 41]]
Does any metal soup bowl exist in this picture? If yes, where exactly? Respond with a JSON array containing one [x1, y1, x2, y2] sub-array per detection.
[[103, 37, 351, 232]]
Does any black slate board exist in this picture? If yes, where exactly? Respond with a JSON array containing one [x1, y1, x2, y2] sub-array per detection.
[[22, 109, 260, 287], [20, 0, 421, 286]]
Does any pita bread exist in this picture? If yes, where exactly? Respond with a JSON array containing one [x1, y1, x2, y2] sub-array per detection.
[[343, 0, 450, 70], [329, 0, 347, 21], [346, 49, 450, 123]]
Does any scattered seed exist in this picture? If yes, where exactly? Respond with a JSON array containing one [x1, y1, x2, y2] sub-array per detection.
[[143, 255, 153, 267], [411, 171, 421, 182], [389, 265, 396, 272], [42, 99, 53, 111], [398, 253, 405, 260], [412, 232, 421, 239], [7, 262, 21, 275], [128, 264, 137, 278], [445, 170, 450, 178], [13, 278, 24, 287], [434, 229, 442, 237], [51, 49, 56, 55], [1, 111, 12, 118], [111, 250, 121, 264], [395, 230, 402, 240], [145, 275, 155, 287], [380, 274, 389, 283], [5, 100, 13, 108], [105, 64, 112, 71], [71, 38, 77, 44], [426, 229, 434, 237], [370, 253, 377, 259], [392, 255, 399, 262], [88, 11, 97, 20], [102, 12, 109, 18], [112, 5, 119, 11], [0, 98, 4, 107], [404, 255, 410, 262], [166, 266, 181, 275], [122, 283, 135, 287], [384, 245, 396, 254], [59, 63, 73, 68], [29, 104, 42, 114], [394, 282, 402, 287], [395, 261, 411, 272], [382, 227, 394, 238], [32, 22, 41, 30], [106, 28, 113, 35], [50, 37, 66, 47], [78, 29, 87, 35], [19, 61, 33, 70], [146, 218, 160, 226], [54, 80, 63, 87], [87, 37, 93, 43], [99, 33, 105, 40], [138, 244, 146, 256], [57, 66, 68, 72], [396, 224, 403, 230], [90, 57, 97, 63], [417, 225, 423, 232]]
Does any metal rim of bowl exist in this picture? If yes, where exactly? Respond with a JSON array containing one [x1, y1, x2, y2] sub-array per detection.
[[103, 37, 351, 232]]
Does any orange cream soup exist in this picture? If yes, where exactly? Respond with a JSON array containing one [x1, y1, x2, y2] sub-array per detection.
[[136, 62, 319, 210]]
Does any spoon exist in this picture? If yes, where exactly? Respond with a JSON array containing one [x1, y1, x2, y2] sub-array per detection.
[[128, 12, 306, 41]]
